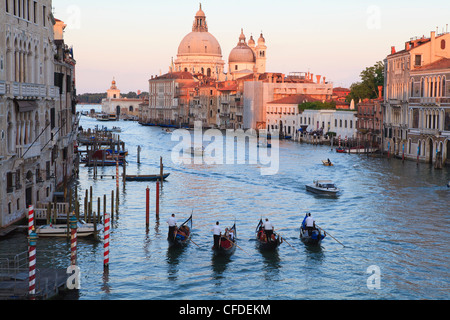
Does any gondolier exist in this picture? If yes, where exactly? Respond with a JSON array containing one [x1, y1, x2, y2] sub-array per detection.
[[212, 222, 221, 249], [167, 214, 177, 241], [262, 218, 274, 242], [305, 213, 315, 236]]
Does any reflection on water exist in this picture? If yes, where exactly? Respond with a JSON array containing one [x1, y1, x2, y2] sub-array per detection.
[[1, 113, 449, 300]]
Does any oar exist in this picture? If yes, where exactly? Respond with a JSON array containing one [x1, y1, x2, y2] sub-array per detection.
[[231, 239, 250, 256], [189, 237, 201, 249], [316, 224, 345, 247], [278, 232, 299, 253]]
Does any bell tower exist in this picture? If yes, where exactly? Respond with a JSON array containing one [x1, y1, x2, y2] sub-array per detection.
[[256, 33, 267, 73]]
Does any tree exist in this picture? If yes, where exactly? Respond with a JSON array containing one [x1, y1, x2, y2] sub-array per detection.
[[346, 61, 384, 103]]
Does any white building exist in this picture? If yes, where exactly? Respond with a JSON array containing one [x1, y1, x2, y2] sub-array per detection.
[[298, 110, 357, 139], [0, 1, 77, 228], [101, 78, 142, 119]]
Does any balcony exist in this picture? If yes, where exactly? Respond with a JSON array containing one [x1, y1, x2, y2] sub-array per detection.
[[16, 143, 42, 160], [2, 81, 59, 99], [0, 81, 6, 95]]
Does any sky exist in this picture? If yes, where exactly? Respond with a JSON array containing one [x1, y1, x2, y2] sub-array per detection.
[[54, 0, 450, 94]]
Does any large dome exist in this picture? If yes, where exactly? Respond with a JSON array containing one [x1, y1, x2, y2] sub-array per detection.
[[177, 31, 222, 57]]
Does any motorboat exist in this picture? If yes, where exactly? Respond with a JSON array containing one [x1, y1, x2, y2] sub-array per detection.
[[36, 220, 103, 238], [306, 180, 340, 195]]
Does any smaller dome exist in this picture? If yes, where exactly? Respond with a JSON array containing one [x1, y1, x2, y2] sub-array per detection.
[[196, 4, 205, 17], [248, 35, 255, 47], [258, 33, 265, 45], [229, 31, 256, 64]]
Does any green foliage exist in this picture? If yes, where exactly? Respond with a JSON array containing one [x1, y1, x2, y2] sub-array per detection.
[[346, 61, 384, 103], [298, 100, 336, 112]]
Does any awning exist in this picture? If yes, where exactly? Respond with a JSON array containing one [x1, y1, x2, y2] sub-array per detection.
[[14, 100, 38, 112]]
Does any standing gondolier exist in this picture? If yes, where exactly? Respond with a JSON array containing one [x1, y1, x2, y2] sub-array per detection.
[[212, 221, 221, 249], [305, 213, 316, 236], [167, 214, 177, 241], [262, 218, 274, 242]]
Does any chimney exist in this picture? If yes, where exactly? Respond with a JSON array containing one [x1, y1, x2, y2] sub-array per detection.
[[431, 31, 436, 61], [391, 46, 396, 54], [323, 77, 326, 84], [310, 74, 314, 81], [316, 75, 321, 84], [406, 42, 410, 50], [378, 86, 383, 100]]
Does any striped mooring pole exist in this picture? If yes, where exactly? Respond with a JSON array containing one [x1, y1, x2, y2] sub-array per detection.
[[28, 229, 38, 299], [70, 215, 78, 266], [104, 212, 110, 270], [28, 205, 34, 236]]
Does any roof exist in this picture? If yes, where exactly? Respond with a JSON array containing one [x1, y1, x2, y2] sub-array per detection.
[[267, 94, 321, 105], [151, 72, 194, 81], [412, 58, 450, 72]]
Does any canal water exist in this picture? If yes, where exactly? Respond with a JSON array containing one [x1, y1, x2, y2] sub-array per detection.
[[1, 106, 449, 300]]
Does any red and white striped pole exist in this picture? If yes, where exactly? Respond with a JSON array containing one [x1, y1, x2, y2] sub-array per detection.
[[28, 206, 34, 236], [103, 212, 110, 270], [70, 215, 78, 266], [28, 229, 38, 299]]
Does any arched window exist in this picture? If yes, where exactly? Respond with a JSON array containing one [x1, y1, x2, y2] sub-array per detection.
[[129, 106, 133, 112], [441, 40, 446, 50], [207, 68, 211, 77], [442, 76, 446, 97]]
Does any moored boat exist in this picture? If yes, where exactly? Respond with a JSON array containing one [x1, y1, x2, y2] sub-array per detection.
[[322, 160, 333, 166], [168, 215, 192, 248], [125, 173, 170, 182], [255, 219, 281, 250], [306, 180, 340, 195], [212, 224, 237, 256], [36, 220, 103, 238]]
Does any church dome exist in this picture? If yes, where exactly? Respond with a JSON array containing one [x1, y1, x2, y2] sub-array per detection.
[[229, 30, 256, 63], [177, 31, 222, 57]]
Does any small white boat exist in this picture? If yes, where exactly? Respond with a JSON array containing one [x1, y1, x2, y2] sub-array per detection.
[[306, 180, 340, 195], [347, 147, 378, 154], [36, 220, 103, 238]]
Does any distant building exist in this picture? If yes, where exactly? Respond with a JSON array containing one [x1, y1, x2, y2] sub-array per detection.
[[356, 97, 384, 147], [101, 78, 143, 119]]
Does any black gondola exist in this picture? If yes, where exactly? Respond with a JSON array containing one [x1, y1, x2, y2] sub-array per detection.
[[212, 224, 237, 256], [255, 219, 281, 250], [168, 215, 192, 248]]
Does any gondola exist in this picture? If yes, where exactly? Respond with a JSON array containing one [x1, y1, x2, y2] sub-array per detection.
[[168, 215, 192, 248], [299, 215, 326, 245], [255, 219, 281, 250], [125, 173, 170, 182], [212, 224, 237, 256]]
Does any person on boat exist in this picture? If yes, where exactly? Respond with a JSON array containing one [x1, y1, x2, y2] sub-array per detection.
[[327, 158, 332, 165], [228, 228, 234, 242], [262, 218, 274, 242], [305, 213, 316, 236], [212, 221, 221, 249], [167, 214, 177, 241]]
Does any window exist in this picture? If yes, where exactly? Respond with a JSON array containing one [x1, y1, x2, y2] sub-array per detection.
[[441, 40, 446, 50], [43, 5, 46, 26], [33, 1, 36, 23], [6, 0, 9, 13], [415, 55, 422, 66], [7, 172, 14, 193]]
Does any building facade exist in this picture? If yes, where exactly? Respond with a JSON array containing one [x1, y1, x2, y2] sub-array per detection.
[[101, 78, 143, 119], [384, 30, 450, 162], [407, 58, 450, 165], [1, 1, 77, 228]]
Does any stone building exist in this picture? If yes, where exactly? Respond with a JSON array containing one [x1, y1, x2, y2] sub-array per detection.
[[384, 30, 450, 161], [101, 78, 143, 119], [0, 1, 77, 228]]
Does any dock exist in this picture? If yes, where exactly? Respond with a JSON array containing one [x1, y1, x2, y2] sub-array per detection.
[[0, 252, 69, 300]]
